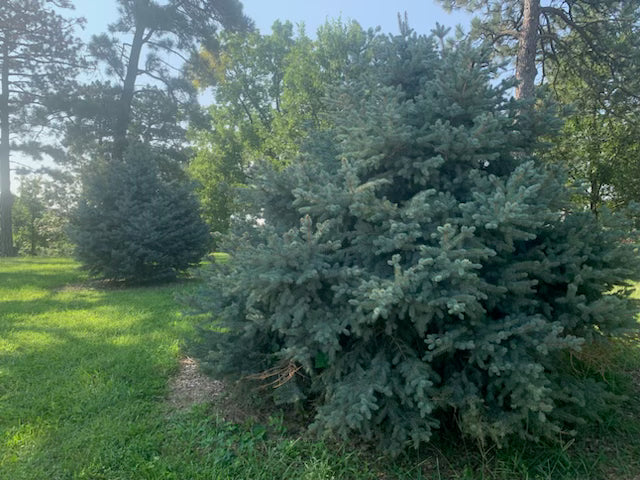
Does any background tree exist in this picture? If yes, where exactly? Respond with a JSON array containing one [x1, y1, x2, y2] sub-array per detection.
[[12, 172, 75, 256], [70, 145, 210, 283], [66, 0, 252, 279], [84, 0, 251, 162], [541, 15, 640, 213], [438, 1, 640, 214], [58, 81, 121, 165], [189, 19, 373, 232], [0, 0, 84, 256], [438, 0, 640, 101], [543, 69, 640, 213], [12, 176, 45, 256]]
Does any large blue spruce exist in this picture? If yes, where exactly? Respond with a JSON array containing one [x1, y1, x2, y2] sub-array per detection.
[[191, 31, 640, 453]]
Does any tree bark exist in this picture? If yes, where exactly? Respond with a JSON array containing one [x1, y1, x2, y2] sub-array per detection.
[[590, 177, 601, 215], [0, 39, 15, 257], [113, 2, 148, 161], [515, 0, 541, 100]]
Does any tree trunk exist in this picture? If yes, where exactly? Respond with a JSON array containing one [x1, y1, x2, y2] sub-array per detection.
[[590, 177, 601, 215], [0, 39, 15, 257], [515, 0, 540, 100], [30, 221, 36, 255], [113, 5, 147, 161]]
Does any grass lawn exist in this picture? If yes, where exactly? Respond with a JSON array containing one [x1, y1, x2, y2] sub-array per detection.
[[1, 257, 640, 479]]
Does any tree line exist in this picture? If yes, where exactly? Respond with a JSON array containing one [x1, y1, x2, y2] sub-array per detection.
[[0, 0, 638, 257]]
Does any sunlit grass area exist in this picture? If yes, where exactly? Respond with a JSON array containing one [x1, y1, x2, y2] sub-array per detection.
[[0, 258, 385, 479], [0, 258, 186, 478], [1, 257, 639, 479]]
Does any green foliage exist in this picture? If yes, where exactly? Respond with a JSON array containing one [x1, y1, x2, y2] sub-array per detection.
[[61, 80, 198, 167], [11, 177, 45, 256], [189, 19, 373, 232], [70, 145, 210, 283], [190, 32, 640, 454], [439, 0, 639, 86], [12, 175, 73, 256], [541, 9, 640, 214], [60, 0, 250, 167], [545, 100, 640, 213], [437, 0, 640, 212]]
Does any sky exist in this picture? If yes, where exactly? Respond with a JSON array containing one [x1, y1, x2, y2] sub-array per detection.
[[72, 0, 472, 40]]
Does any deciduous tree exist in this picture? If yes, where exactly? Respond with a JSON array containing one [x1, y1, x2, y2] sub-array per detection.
[[189, 19, 373, 232], [12, 173, 74, 256]]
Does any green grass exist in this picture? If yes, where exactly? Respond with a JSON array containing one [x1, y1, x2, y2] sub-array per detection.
[[0, 258, 387, 479], [1, 257, 640, 479]]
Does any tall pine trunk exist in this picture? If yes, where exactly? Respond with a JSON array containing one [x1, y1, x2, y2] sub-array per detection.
[[0, 39, 14, 257], [113, 14, 147, 161], [515, 0, 540, 99]]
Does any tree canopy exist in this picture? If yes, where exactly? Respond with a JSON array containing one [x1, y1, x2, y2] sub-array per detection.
[[438, 0, 640, 101], [68, 0, 252, 164], [189, 19, 374, 232]]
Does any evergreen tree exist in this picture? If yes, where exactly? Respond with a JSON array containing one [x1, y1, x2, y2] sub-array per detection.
[[438, 0, 640, 101], [0, 0, 84, 256], [87, 0, 251, 161], [70, 145, 210, 283], [189, 32, 640, 453]]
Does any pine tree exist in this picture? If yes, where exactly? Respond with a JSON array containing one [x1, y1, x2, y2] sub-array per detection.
[[87, 0, 251, 161], [70, 145, 210, 283], [438, 0, 640, 102], [189, 32, 640, 453], [0, 0, 84, 256]]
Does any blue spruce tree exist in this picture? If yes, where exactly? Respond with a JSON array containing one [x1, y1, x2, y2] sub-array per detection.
[[71, 144, 210, 283], [190, 31, 640, 453]]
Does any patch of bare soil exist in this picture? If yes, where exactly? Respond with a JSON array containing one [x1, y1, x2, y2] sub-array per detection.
[[167, 358, 310, 433], [167, 357, 225, 410]]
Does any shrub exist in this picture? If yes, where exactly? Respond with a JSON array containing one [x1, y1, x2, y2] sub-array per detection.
[[189, 33, 640, 453], [70, 145, 210, 282]]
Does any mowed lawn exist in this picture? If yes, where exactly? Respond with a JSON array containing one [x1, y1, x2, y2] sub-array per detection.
[[0, 258, 373, 480], [0, 258, 192, 479], [2, 257, 640, 480]]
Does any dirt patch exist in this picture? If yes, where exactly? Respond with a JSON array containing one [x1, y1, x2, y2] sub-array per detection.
[[167, 357, 225, 409], [166, 358, 308, 432]]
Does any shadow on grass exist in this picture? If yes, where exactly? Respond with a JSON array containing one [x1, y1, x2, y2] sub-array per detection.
[[0, 334, 179, 479], [0, 259, 194, 479]]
